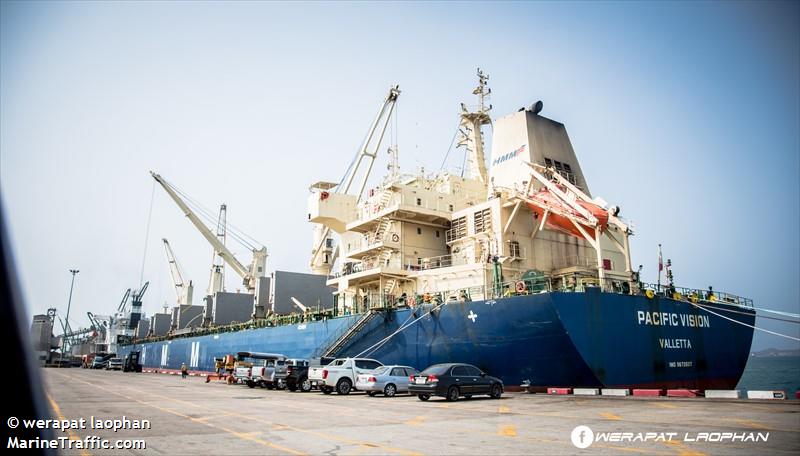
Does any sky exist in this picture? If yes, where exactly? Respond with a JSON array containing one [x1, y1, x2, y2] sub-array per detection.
[[1, 1, 798, 351]]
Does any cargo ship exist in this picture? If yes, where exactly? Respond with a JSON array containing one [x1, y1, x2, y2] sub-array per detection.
[[119, 70, 755, 389]]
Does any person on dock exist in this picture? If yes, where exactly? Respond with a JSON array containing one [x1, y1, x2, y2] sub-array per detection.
[[181, 362, 188, 379]]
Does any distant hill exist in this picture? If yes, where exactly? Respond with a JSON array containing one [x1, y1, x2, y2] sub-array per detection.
[[751, 348, 800, 357]]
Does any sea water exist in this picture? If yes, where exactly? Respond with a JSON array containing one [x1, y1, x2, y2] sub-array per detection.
[[737, 356, 800, 394]]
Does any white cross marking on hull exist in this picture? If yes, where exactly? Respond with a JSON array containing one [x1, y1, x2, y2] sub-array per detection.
[[468, 311, 478, 322]]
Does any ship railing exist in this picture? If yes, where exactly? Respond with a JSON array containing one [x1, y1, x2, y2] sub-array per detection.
[[332, 256, 404, 278], [640, 282, 753, 308], [122, 308, 339, 346], [402, 277, 753, 310], [358, 187, 484, 220], [406, 254, 454, 271]]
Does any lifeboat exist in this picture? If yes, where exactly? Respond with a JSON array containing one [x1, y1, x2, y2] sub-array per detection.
[[527, 188, 609, 240]]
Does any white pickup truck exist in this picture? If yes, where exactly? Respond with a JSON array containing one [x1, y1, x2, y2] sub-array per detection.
[[308, 358, 383, 395]]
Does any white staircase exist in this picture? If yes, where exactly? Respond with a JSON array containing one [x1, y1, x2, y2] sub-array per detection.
[[384, 278, 397, 295], [373, 218, 391, 244], [378, 248, 393, 267]]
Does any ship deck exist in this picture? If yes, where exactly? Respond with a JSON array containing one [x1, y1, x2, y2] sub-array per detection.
[[42, 369, 799, 455]]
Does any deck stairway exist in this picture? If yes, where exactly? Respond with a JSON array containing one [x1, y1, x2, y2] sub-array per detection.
[[373, 217, 391, 242], [313, 310, 380, 359], [384, 278, 397, 295]]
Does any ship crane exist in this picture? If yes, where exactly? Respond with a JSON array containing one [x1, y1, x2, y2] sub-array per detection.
[[115, 288, 131, 316], [151, 172, 268, 317], [207, 204, 227, 296], [309, 85, 401, 272], [128, 282, 149, 330], [162, 238, 194, 305]]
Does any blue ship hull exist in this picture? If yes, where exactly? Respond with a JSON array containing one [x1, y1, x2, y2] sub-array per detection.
[[120, 290, 754, 389]]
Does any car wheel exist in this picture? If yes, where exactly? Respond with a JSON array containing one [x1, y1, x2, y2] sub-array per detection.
[[336, 378, 352, 395], [417, 394, 430, 401], [446, 386, 460, 402], [300, 378, 312, 392], [321, 387, 333, 395], [246, 381, 256, 389], [490, 383, 503, 399], [384, 384, 397, 397]]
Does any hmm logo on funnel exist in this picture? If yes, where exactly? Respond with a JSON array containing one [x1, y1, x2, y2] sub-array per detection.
[[571, 425, 594, 449], [492, 144, 526, 166]]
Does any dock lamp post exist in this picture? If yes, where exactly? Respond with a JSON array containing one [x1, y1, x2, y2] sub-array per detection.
[[62, 269, 79, 362]]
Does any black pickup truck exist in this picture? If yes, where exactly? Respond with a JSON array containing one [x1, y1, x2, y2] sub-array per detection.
[[284, 359, 311, 392], [284, 357, 335, 392]]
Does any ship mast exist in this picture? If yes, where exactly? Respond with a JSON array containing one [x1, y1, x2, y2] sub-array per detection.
[[458, 68, 491, 185]]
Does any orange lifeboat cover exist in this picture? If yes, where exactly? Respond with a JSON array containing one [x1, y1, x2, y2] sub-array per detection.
[[527, 188, 608, 240]]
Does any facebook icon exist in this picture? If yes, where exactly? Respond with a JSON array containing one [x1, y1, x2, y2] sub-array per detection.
[[571, 425, 594, 449]]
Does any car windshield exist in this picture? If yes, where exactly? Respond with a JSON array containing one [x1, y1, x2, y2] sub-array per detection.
[[420, 365, 450, 375], [372, 366, 390, 375], [111, 358, 121, 362]]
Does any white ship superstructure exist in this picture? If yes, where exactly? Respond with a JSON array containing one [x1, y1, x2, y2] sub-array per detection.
[[308, 70, 635, 314]]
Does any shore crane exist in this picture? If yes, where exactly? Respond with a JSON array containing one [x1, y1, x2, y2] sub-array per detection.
[[162, 238, 194, 306], [151, 172, 269, 318]]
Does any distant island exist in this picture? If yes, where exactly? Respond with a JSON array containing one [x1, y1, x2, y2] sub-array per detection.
[[750, 348, 800, 357]]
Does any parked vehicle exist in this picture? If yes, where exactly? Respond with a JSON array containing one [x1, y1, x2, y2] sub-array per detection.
[[106, 357, 124, 371], [308, 358, 383, 395], [91, 353, 114, 369], [123, 351, 142, 372], [283, 359, 312, 392], [232, 352, 288, 389], [356, 365, 419, 397], [408, 363, 503, 401]]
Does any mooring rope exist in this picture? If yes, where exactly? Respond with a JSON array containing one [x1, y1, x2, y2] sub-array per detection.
[[355, 301, 447, 358], [687, 300, 800, 341]]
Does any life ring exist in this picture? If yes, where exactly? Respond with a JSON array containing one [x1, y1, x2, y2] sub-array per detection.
[[645, 289, 655, 299], [391, 233, 399, 243], [423, 293, 432, 303], [320, 191, 329, 200], [408, 296, 416, 307], [515, 281, 527, 293], [672, 292, 683, 301]]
